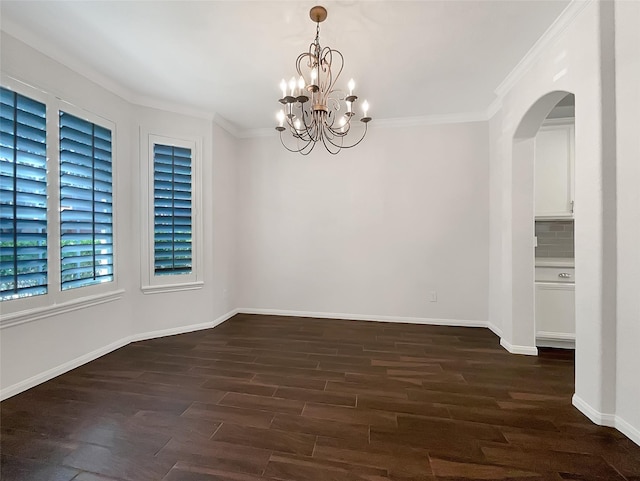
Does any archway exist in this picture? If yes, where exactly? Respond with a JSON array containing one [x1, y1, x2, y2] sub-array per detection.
[[508, 90, 617, 426], [509, 90, 573, 353]]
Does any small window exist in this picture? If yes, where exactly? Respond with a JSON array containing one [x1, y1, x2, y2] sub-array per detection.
[[153, 143, 192, 276], [59, 111, 113, 290], [141, 133, 201, 293], [0, 87, 48, 301]]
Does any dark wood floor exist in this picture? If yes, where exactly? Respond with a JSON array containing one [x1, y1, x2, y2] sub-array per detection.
[[2, 314, 639, 481]]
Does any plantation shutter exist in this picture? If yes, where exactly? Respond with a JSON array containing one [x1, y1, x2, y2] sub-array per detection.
[[59, 111, 113, 290], [0, 88, 48, 301], [153, 144, 192, 275]]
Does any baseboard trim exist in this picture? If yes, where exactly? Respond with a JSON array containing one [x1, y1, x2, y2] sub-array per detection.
[[572, 394, 640, 447], [572, 394, 616, 426], [487, 321, 503, 338], [0, 336, 130, 401], [237, 307, 488, 329], [238, 308, 529, 356], [129, 309, 238, 343], [536, 333, 575, 349], [500, 337, 539, 356], [0, 308, 239, 401], [615, 415, 640, 447]]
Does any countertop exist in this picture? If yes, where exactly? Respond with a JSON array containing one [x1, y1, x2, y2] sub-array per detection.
[[535, 257, 575, 268]]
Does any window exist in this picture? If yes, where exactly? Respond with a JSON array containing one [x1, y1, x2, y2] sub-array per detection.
[[59, 111, 113, 290], [141, 133, 201, 293], [0, 79, 120, 321], [0, 88, 48, 301], [153, 143, 192, 276]]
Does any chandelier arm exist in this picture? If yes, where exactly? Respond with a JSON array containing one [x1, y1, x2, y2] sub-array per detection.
[[339, 122, 369, 149], [298, 128, 317, 155], [296, 52, 315, 79], [326, 122, 351, 138], [301, 140, 316, 155], [320, 131, 342, 155], [324, 122, 368, 150], [287, 106, 313, 142], [320, 48, 332, 103], [279, 130, 315, 154], [325, 48, 344, 98], [300, 107, 316, 139]]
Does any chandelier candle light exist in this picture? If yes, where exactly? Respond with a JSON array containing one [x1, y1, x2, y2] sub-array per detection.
[[276, 5, 372, 155]]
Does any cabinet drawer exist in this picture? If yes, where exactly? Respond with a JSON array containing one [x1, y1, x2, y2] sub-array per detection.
[[535, 266, 575, 283]]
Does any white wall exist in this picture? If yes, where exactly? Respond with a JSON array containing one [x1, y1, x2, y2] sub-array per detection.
[[614, 0, 640, 442], [490, 0, 607, 386], [0, 34, 238, 398], [489, 0, 639, 444], [0, 33, 136, 395], [237, 122, 490, 325]]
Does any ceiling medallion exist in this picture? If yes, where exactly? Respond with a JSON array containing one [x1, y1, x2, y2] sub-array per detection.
[[276, 5, 372, 155]]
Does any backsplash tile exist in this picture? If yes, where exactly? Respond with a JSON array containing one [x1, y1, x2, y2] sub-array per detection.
[[535, 220, 574, 258]]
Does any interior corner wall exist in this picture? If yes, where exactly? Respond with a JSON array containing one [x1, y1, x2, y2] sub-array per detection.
[[236, 122, 490, 326], [0, 33, 240, 398], [614, 0, 640, 444], [130, 108, 238, 336], [487, 0, 624, 433]]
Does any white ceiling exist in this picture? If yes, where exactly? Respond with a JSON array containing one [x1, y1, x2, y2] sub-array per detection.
[[1, 0, 571, 131]]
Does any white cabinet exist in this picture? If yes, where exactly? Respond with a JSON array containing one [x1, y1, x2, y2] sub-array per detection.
[[535, 265, 575, 348], [535, 120, 575, 219]]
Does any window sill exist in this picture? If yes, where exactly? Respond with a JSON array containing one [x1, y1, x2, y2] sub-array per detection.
[[141, 281, 204, 295], [0, 289, 125, 329]]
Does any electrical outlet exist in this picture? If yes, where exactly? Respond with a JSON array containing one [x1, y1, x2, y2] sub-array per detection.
[[430, 291, 437, 302]]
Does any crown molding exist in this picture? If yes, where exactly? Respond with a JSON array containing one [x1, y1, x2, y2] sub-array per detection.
[[493, 0, 593, 99], [212, 113, 244, 138], [372, 112, 490, 129], [133, 93, 214, 121], [485, 97, 504, 121]]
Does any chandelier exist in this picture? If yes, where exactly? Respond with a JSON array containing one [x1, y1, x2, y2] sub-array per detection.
[[276, 5, 372, 155]]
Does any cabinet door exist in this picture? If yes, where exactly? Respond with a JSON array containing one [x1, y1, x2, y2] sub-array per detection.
[[535, 124, 574, 218], [535, 282, 575, 339]]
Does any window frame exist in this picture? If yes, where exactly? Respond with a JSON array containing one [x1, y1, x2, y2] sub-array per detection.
[[141, 132, 203, 294], [0, 76, 122, 326]]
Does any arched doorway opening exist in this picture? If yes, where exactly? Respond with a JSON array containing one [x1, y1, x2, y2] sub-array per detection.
[[509, 90, 574, 353]]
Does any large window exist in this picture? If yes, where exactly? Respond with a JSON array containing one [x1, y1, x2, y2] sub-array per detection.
[[0, 88, 48, 301], [0, 81, 118, 318], [59, 111, 113, 290], [153, 143, 192, 276]]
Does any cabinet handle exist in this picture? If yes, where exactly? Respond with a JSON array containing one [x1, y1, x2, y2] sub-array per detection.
[[558, 272, 572, 278], [571, 200, 574, 214]]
